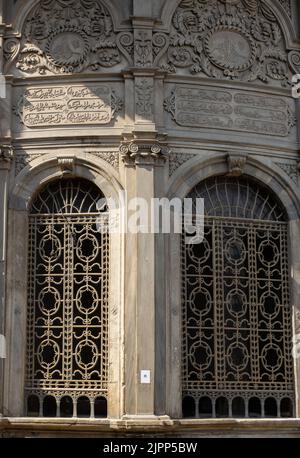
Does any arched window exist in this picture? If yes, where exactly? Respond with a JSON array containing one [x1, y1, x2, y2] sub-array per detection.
[[26, 179, 109, 418], [182, 177, 295, 418]]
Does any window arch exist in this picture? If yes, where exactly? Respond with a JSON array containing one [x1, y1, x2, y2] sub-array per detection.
[[182, 176, 295, 418], [26, 178, 109, 418]]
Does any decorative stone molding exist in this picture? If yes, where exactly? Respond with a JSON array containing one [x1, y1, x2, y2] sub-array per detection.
[[0, 146, 13, 171], [14, 151, 120, 177], [168, 152, 197, 176], [164, 85, 296, 137], [278, 0, 292, 18], [134, 30, 153, 67], [120, 141, 168, 166], [88, 152, 119, 171], [159, 0, 292, 86], [0, 145, 13, 163], [135, 78, 154, 118], [14, 153, 43, 176], [57, 156, 76, 176], [118, 31, 168, 68], [227, 153, 248, 177], [6, 0, 130, 75], [288, 50, 300, 74], [295, 309, 300, 336], [275, 162, 299, 184]]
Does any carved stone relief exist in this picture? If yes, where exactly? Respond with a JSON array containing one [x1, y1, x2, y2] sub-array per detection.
[[14, 151, 119, 176], [134, 30, 153, 67], [159, 0, 292, 86], [164, 85, 296, 137], [275, 162, 299, 184], [120, 142, 167, 166], [88, 151, 120, 171], [14, 84, 123, 128], [0, 145, 13, 163], [168, 152, 197, 176], [135, 79, 154, 119], [118, 30, 168, 68], [227, 152, 248, 177], [5, 0, 131, 75], [278, 0, 292, 18], [14, 153, 43, 176]]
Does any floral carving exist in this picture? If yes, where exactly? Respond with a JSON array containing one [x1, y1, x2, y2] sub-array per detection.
[[135, 79, 154, 117], [277, 0, 292, 18], [88, 152, 119, 171], [134, 31, 153, 67], [8, 0, 126, 75], [14, 153, 43, 176], [275, 162, 299, 185], [168, 152, 197, 176], [160, 0, 291, 86]]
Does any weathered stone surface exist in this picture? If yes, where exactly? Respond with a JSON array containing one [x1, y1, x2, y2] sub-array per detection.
[[0, 0, 300, 436], [14, 84, 123, 128], [165, 85, 296, 137]]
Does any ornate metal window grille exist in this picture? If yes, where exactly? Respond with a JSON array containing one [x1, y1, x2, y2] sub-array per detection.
[[182, 177, 295, 418], [26, 179, 109, 418]]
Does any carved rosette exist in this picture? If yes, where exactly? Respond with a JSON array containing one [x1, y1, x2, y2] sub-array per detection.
[[120, 142, 167, 166], [159, 0, 292, 86], [5, 0, 131, 75]]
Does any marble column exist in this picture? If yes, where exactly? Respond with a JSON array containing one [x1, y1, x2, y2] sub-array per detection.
[[121, 142, 167, 417], [0, 147, 12, 416]]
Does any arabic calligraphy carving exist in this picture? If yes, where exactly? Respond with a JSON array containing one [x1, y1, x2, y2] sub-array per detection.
[[14, 84, 123, 128]]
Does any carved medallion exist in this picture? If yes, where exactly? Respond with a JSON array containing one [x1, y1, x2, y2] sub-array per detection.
[[46, 29, 89, 67], [160, 0, 291, 86], [205, 28, 255, 72], [7, 0, 126, 75]]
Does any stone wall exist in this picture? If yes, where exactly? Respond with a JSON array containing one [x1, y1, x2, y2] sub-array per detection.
[[0, 0, 300, 436]]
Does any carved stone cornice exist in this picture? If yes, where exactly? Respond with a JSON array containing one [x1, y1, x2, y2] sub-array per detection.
[[0, 145, 13, 170], [120, 140, 168, 166], [227, 152, 247, 177]]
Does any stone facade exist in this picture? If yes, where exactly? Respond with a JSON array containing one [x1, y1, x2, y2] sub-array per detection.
[[0, 0, 300, 437]]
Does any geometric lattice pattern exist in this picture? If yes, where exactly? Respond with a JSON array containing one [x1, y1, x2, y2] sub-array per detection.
[[26, 179, 109, 418], [182, 178, 294, 418]]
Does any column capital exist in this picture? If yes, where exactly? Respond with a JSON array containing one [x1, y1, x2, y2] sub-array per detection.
[[0, 145, 13, 169], [120, 139, 168, 167]]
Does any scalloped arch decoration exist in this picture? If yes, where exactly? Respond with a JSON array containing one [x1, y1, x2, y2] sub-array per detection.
[[158, 0, 295, 86], [5, 0, 132, 75]]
